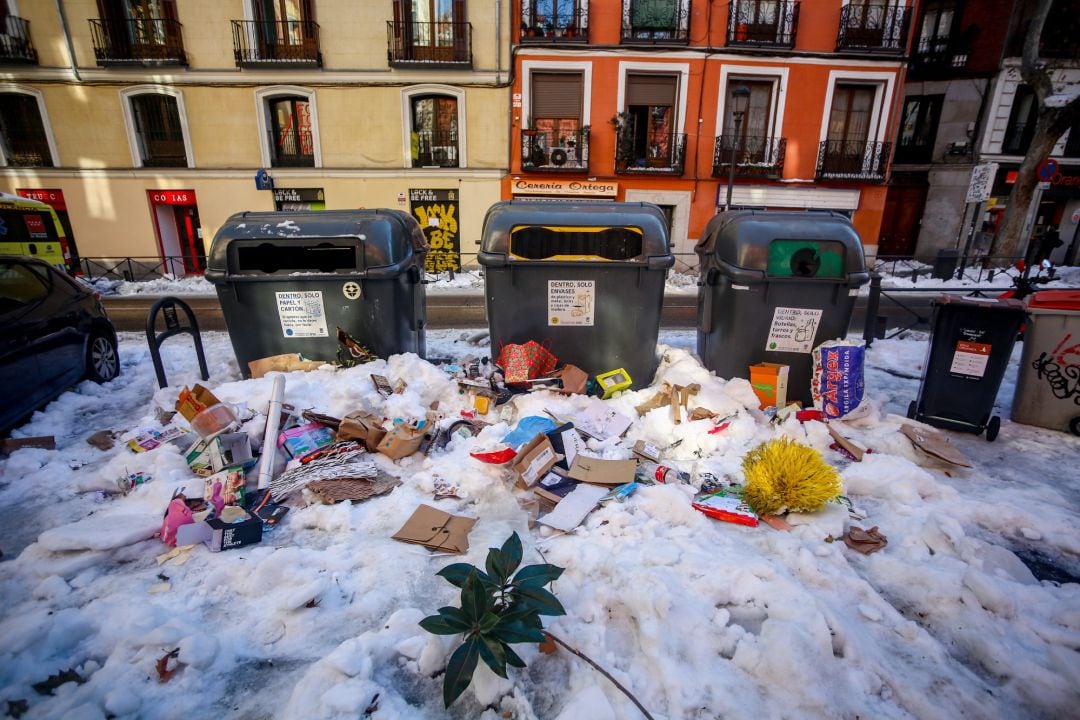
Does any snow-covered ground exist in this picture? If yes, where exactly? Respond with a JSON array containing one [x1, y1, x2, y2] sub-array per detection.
[[87, 261, 1080, 300], [1, 329, 1078, 719]]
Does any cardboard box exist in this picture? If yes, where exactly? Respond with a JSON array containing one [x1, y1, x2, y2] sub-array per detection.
[[900, 424, 972, 468], [175, 508, 263, 552], [204, 468, 246, 507], [566, 456, 638, 486], [376, 423, 428, 460], [337, 411, 388, 451], [391, 504, 476, 553], [632, 439, 662, 463], [749, 363, 789, 409], [176, 384, 221, 422], [185, 433, 253, 477], [511, 434, 559, 489]]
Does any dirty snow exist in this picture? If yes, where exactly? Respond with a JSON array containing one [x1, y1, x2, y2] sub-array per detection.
[[0, 328, 1078, 719]]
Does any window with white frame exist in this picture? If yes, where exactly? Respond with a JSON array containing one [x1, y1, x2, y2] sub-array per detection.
[[410, 94, 459, 168], [128, 92, 187, 167], [256, 87, 319, 168], [0, 90, 53, 167]]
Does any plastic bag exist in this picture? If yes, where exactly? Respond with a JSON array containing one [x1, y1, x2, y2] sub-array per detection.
[[812, 340, 868, 420]]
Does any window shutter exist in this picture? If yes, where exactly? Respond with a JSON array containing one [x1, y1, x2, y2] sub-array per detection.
[[532, 73, 583, 118], [626, 74, 677, 107]]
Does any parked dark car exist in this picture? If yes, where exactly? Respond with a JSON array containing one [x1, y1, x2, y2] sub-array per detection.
[[0, 255, 120, 434]]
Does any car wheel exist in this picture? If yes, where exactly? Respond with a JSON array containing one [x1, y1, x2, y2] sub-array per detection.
[[86, 330, 119, 383]]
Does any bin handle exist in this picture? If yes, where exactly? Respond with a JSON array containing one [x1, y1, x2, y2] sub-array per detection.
[[699, 279, 713, 334]]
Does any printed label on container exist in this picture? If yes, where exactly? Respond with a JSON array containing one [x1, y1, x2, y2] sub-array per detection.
[[276, 291, 328, 338], [766, 307, 823, 354], [950, 340, 991, 377], [548, 280, 595, 326]]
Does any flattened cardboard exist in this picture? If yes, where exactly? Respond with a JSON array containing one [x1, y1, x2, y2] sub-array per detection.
[[511, 434, 559, 489], [337, 411, 388, 451], [248, 353, 325, 379], [566, 456, 638, 486], [176, 384, 221, 422], [0, 436, 56, 453], [827, 424, 867, 462], [632, 439, 662, 463], [900, 424, 972, 468], [391, 504, 476, 554], [538, 484, 607, 532]]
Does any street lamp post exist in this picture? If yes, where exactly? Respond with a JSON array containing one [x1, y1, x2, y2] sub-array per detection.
[[726, 85, 751, 211]]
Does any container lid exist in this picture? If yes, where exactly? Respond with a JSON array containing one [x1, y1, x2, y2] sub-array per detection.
[[478, 200, 672, 262], [934, 294, 1025, 310], [1028, 289, 1080, 311], [207, 209, 427, 276], [695, 210, 867, 278]]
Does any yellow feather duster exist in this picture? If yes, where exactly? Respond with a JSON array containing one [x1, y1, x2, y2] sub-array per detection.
[[741, 437, 842, 516]]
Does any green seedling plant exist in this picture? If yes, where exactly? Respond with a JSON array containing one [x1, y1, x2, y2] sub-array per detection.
[[419, 532, 565, 707]]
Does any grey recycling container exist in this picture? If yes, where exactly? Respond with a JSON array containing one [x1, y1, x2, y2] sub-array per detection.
[[908, 295, 1025, 441], [206, 209, 427, 378], [478, 200, 674, 389], [1011, 290, 1080, 436], [696, 210, 869, 405]]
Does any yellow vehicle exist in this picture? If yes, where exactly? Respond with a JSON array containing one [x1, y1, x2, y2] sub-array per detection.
[[0, 192, 70, 272]]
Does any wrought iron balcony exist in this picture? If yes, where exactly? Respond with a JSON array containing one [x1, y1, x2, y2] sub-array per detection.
[[268, 129, 315, 168], [911, 35, 969, 71], [816, 140, 890, 181], [2, 130, 52, 167], [0, 16, 36, 64], [387, 21, 471, 66], [621, 0, 690, 45], [712, 135, 786, 179], [140, 137, 188, 168], [727, 0, 799, 48], [836, 3, 910, 53], [520, 4, 589, 43], [615, 131, 686, 174], [413, 130, 460, 168], [521, 128, 590, 173], [89, 18, 186, 65], [232, 20, 322, 67]]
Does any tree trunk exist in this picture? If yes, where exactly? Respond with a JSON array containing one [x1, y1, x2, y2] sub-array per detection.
[[989, 112, 1065, 261]]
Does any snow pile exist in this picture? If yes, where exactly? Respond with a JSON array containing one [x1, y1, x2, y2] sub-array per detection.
[[88, 275, 216, 296], [0, 331, 1077, 719]]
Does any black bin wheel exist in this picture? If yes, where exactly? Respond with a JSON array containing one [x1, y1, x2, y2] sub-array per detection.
[[986, 415, 1001, 442], [1069, 416, 1080, 437], [907, 401, 917, 419]]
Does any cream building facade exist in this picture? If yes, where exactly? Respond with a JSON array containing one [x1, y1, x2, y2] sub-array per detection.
[[0, 0, 510, 275]]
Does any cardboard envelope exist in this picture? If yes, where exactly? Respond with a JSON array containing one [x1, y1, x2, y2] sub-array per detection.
[[391, 504, 476, 554]]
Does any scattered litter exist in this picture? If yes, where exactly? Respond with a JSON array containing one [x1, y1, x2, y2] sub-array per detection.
[[596, 367, 633, 399], [742, 437, 842, 516], [147, 582, 171, 594], [391, 504, 476, 553], [270, 442, 376, 502], [812, 340, 868, 420], [86, 430, 117, 451], [750, 362, 789, 409], [900, 423, 972, 467], [127, 426, 188, 453], [308, 475, 401, 504], [692, 490, 759, 527], [248, 353, 325, 378], [842, 526, 889, 555], [538, 484, 607, 532]]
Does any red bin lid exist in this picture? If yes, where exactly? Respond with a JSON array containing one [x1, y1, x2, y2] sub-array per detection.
[[1028, 290, 1080, 311]]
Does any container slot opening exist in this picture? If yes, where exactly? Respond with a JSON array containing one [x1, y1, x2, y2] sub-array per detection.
[[235, 242, 359, 273], [767, 240, 845, 278], [509, 226, 644, 261]]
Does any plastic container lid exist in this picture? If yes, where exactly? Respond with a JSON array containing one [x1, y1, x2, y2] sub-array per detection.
[[1028, 289, 1080, 311]]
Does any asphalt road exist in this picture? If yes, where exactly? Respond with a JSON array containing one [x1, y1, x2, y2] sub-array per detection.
[[108, 290, 938, 337]]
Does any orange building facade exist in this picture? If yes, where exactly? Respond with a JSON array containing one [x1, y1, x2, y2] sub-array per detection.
[[504, 0, 914, 263]]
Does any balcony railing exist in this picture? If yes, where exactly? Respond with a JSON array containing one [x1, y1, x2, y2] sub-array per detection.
[[0, 16, 36, 64], [837, 3, 911, 53], [140, 136, 188, 168], [387, 21, 471, 66], [89, 18, 186, 65], [232, 20, 322, 67], [727, 0, 799, 48], [816, 140, 890, 181], [520, 4, 589, 43], [413, 130, 460, 168], [268, 129, 315, 168], [521, 128, 590, 172], [621, 0, 690, 44], [712, 135, 786, 178], [2, 131, 52, 167], [912, 35, 969, 70], [616, 131, 686, 174]]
